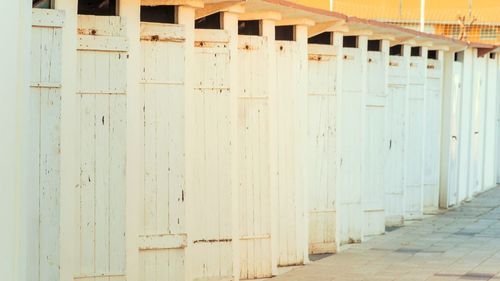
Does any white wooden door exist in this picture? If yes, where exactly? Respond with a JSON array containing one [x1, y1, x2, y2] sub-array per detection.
[[482, 57, 498, 189], [76, 15, 128, 281], [307, 44, 338, 253], [139, 22, 186, 281], [30, 8, 64, 281], [470, 58, 486, 195], [385, 55, 407, 225], [338, 46, 365, 244], [446, 62, 463, 206], [191, 29, 233, 280], [364, 50, 387, 236], [423, 58, 443, 211], [237, 35, 273, 279], [275, 40, 307, 266], [405, 56, 426, 219]]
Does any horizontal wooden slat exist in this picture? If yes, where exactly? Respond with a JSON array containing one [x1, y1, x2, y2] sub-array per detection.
[[237, 96, 268, 99], [140, 22, 185, 42], [77, 90, 126, 95], [138, 234, 187, 250], [366, 96, 387, 106], [309, 209, 336, 214], [195, 29, 230, 43], [30, 82, 62, 89], [140, 80, 184, 85], [78, 35, 129, 52], [308, 44, 338, 56], [77, 15, 126, 37], [74, 273, 125, 280], [32, 8, 65, 28], [240, 234, 271, 240]]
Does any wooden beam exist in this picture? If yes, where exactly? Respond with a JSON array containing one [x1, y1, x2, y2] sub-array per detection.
[[276, 17, 315, 27], [141, 0, 204, 8], [414, 40, 434, 47], [195, 1, 244, 19], [368, 33, 396, 41], [344, 28, 373, 36], [429, 45, 450, 51], [238, 10, 282, 21], [308, 20, 345, 37]]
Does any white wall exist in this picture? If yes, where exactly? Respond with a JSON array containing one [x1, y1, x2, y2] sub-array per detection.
[[0, 1, 31, 280], [482, 55, 498, 190]]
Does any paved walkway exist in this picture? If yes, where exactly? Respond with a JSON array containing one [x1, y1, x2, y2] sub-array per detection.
[[273, 187, 500, 281]]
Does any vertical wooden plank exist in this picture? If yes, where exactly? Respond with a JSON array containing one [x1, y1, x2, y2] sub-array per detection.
[[79, 94, 96, 276], [120, 1, 142, 281], [55, 1, 79, 281], [30, 27, 42, 85], [39, 89, 61, 281], [109, 94, 127, 274], [94, 94, 110, 278], [30, 86, 41, 281]]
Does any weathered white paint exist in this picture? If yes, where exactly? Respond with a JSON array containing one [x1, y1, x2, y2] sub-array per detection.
[[177, 5, 197, 281], [423, 51, 444, 212], [404, 47, 427, 219], [307, 36, 341, 254], [275, 25, 309, 265], [482, 55, 498, 190], [139, 22, 186, 281], [30, 9, 64, 281], [120, 2, 142, 281], [457, 49, 475, 202], [75, 15, 128, 281], [385, 45, 410, 226], [363, 40, 389, 237], [0, 0, 31, 280], [190, 16, 236, 280], [338, 36, 368, 244], [440, 53, 463, 208], [497, 57, 500, 184], [262, 19, 279, 277], [469, 55, 487, 196], [237, 32, 274, 279], [55, 1, 78, 281]]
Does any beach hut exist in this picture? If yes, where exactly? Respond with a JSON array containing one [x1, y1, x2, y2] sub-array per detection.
[[423, 49, 444, 212], [307, 30, 343, 253]]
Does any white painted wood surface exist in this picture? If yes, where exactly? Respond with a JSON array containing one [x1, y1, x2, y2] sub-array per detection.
[[1, 1, 32, 280], [307, 41, 340, 254], [274, 25, 309, 266], [139, 22, 186, 281], [440, 54, 463, 208], [385, 46, 410, 226], [75, 15, 127, 281], [469, 55, 487, 196], [363, 40, 389, 237], [405, 48, 427, 219], [497, 58, 500, 185], [237, 34, 273, 279], [191, 26, 234, 280], [457, 49, 475, 202], [30, 8, 64, 281], [423, 52, 444, 212], [482, 56, 498, 190], [338, 36, 368, 244]]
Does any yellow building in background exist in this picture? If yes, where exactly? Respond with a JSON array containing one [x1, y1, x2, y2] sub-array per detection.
[[292, 0, 500, 44]]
